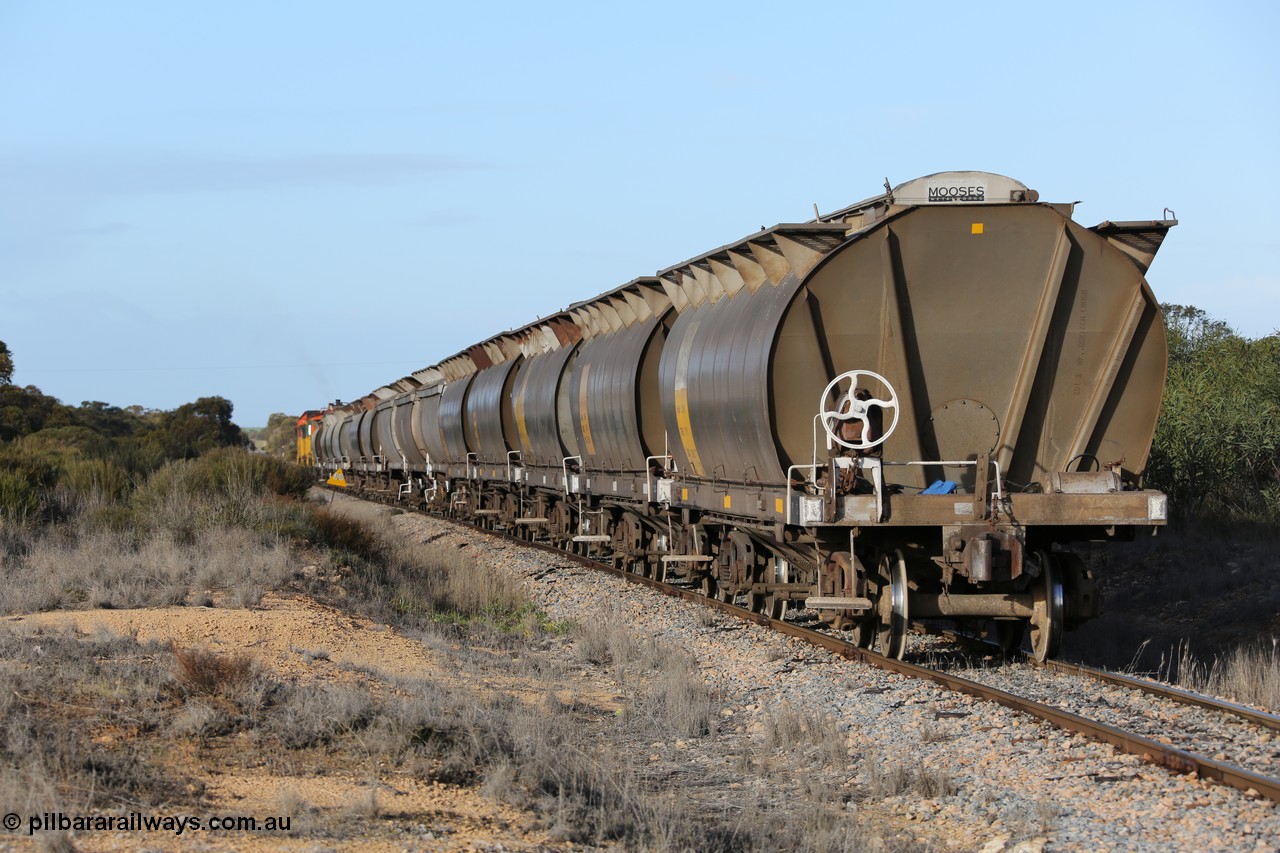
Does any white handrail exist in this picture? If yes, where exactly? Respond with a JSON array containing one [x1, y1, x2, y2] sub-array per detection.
[[562, 456, 582, 497], [784, 464, 826, 526], [645, 454, 675, 503]]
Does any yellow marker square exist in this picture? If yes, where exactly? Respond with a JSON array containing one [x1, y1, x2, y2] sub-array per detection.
[[681, 488, 688, 501], [776, 498, 784, 513], [971, 223, 984, 234], [723, 495, 732, 509]]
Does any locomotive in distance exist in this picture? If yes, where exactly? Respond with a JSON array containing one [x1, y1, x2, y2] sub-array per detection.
[[309, 171, 1176, 662]]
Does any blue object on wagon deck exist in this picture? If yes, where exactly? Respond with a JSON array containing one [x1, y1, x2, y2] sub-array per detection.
[[922, 480, 957, 495]]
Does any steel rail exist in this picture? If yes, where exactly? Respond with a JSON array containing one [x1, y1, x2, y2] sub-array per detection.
[[927, 623, 1280, 734], [1041, 658, 1280, 734], [346, 491, 1280, 804]]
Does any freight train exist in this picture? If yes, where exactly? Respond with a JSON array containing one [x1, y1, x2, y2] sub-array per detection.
[[310, 171, 1176, 661]]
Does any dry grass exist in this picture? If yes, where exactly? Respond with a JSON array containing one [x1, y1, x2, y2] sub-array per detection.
[[1164, 639, 1280, 710], [865, 755, 913, 800], [0, 630, 198, 817], [1, 478, 936, 850], [296, 497, 532, 637], [172, 646, 258, 695], [0, 523, 294, 614], [862, 749, 959, 803], [761, 700, 848, 769]]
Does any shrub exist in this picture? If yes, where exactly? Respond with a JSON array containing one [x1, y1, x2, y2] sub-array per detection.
[[306, 506, 385, 564], [59, 457, 132, 506], [172, 647, 258, 696], [0, 437, 93, 524], [1147, 306, 1280, 523]]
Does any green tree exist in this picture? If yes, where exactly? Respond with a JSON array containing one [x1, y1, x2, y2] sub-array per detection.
[[0, 383, 69, 442], [150, 396, 246, 459], [0, 340, 12, 385], [1146, 305, 1280, 521], [260, 412, 297, 458], [73, 401, 138, 438]]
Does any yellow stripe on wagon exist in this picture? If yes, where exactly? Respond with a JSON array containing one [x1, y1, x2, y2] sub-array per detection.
[[578, 364, 596, 456], [673, 319, 705, 476]]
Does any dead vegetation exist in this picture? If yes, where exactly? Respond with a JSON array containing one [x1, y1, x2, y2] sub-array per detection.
[[0, 466, 938, 851], [0, 608, 921, 851], [1164, 639, 1280, 710]]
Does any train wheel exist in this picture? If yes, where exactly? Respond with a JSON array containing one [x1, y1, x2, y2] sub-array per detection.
[[754, 549, 791, 619], [680, 524, 715, 585], [613, 513, 645, 574], [718, 531, 755, 606], [550, 502, 572, 550], [850, 617, 877, 649], [875, 550, 909, 660], [1029, 551, 1064, 662], [747, 558, 768, 614], [501, 493, 518, 533]]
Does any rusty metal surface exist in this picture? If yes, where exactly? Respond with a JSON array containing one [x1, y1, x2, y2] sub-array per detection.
[[660, 278, 802, 481], [337, 411, 357, 461], [314, 414, 337, 464], [372, 400, 396, 463], [1003, 492, 1166, 526], [438, 375, 474, 463], [391, 393, 425, 466], [352, 409, 373, 462], [569, 314, 668, 471], [629, 552, 1280, 801], [870, 646, 1280, 803], [651, 195, 1169, 498], [513, 343, 580, 467], [414, 386, 449, 464], [463, 359, 522, 464], [792, 203, 1168, 492]]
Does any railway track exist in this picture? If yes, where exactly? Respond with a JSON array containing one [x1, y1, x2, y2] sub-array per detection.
[[926, 623, 1280, 737], [1040, 658, 1280, 734], [351, 488, 1280, 804]]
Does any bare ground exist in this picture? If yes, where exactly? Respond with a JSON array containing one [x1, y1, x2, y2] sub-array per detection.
[[2, 592, 594, 852]]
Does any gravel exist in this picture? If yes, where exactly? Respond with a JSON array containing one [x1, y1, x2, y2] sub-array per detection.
[[390, 508, 1280, 852], [945, 660, 1280, 783]]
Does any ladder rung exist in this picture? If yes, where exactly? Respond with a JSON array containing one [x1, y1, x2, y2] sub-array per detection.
[[514, 518, 549, 525], [572, 535, 612, 543], [661, 555, 714, 563], [473, 509, 502, 516]]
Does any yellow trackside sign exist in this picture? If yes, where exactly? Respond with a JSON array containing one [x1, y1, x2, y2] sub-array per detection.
[[327, 468, 347, 488]]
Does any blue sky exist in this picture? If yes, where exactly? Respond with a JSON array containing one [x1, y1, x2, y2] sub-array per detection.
[[2, 1, 1277, 427]]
